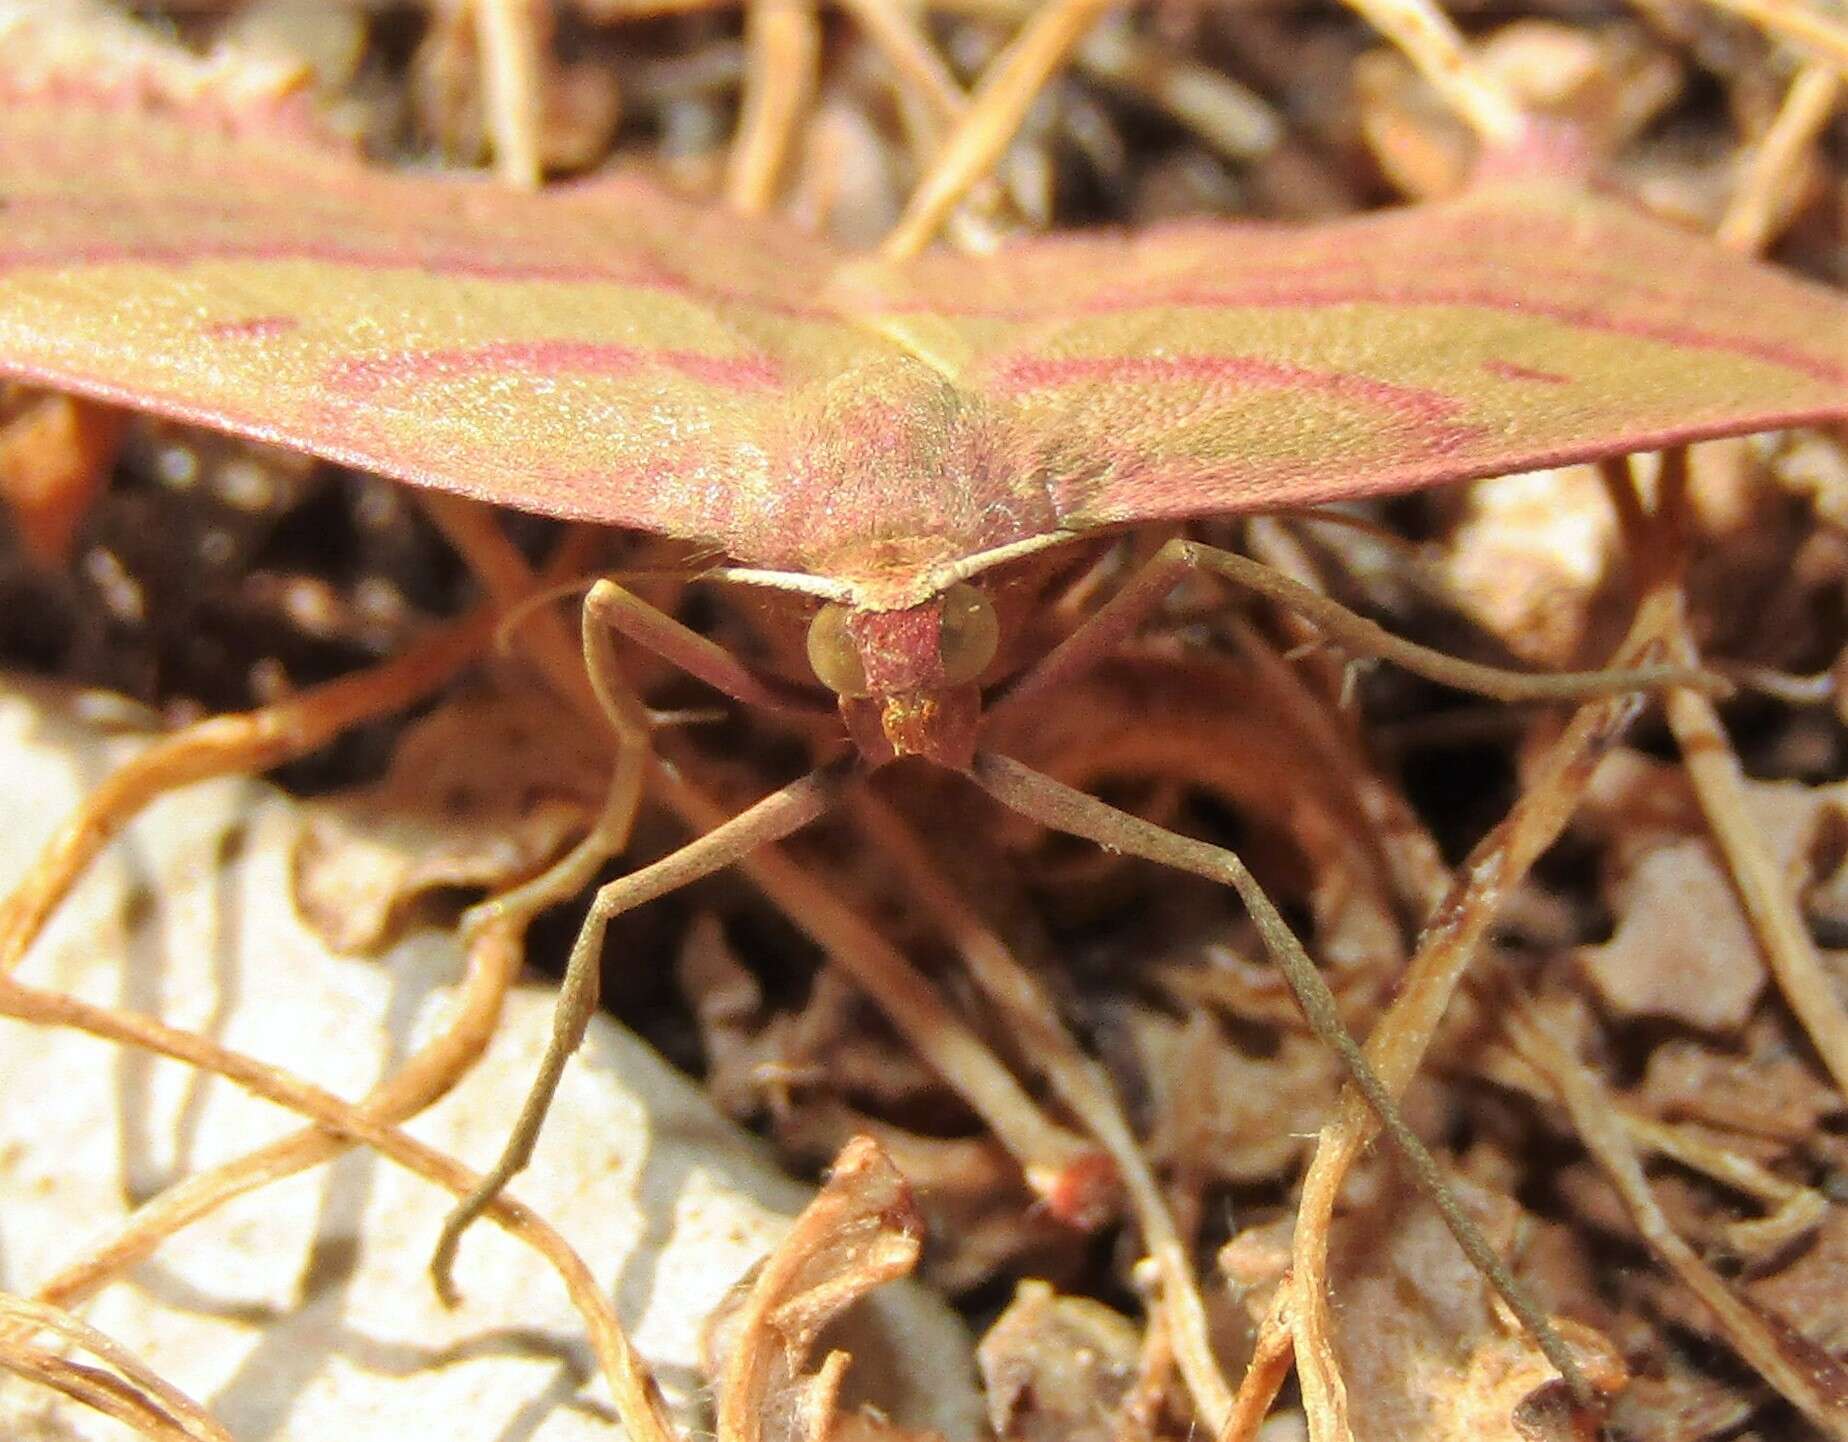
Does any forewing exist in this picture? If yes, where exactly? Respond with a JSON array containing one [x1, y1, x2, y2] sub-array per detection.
[[862, 183, 1848, 530], [0, 24, 879, 539], [7, 6, 1847, 578]]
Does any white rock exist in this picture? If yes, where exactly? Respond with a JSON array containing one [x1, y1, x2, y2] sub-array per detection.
[[0, 680, 980, 1440]]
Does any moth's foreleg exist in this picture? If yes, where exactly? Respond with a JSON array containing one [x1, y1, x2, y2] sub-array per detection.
[[429, 754, 853, 1302], [583, 577, 829, 723], [987, 533, 1723, 740]]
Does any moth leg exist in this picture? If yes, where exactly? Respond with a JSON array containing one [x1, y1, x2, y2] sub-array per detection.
[[969, 749, 1602, 1412], [851, 791, 1231, 1421], [988, 534, 1722, 736], [0, 612, 492, 975], [462, 538, 1102, 1224], [583, 578, 830, 720], [431, 749, 854, 1301]]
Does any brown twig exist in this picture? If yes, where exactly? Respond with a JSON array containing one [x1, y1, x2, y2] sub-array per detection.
[[0, 973, 679, 1442], [0, 1293, 233, 1442], [882, 0, 1118, 259], [726, 0, 821, 213], [1505, 1002, 1848, 1435]]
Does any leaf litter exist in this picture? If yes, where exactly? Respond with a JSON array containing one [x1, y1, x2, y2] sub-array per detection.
[[0, 2, 1847, 1440]]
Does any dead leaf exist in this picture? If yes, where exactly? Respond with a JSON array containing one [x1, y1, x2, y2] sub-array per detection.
[[977, 1280, 1142, 1442], [1576, 751, 1845, 1031], [1327, 1172, 1627, 1442], [707, 1135, 940, 1442], [0, 389, 123, 567], [293, 684, 607, 951]]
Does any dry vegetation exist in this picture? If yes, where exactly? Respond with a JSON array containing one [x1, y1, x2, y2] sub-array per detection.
[[1, 1, 1847, 1439]]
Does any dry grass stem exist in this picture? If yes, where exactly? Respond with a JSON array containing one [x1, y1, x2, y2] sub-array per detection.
[[1220, 1286, 1297, 1442], [1267, 579, 1685, 1432], [1485, 1055, 1829, 1256], [1718, 61, 1841, 253], [2, 1344, 210, 1442], [0, 972, 679, 1442], [1697, 0, 1848, 72], [838, 0, 969, 129], [1665, 679, 1848, 1099], [726, 0, 821, 213], [881, 0, 1119, 259], [0, 612, 492, 974], [0, 1293, 233, 1442], [1077, 19, 1282, 161], [849, 793, 1235, 1428], [1505, 1003, 1848, 1435], [1333, 0, 1526, 143], [15, 911, 523, 1319], [474, 0, 549, 186]]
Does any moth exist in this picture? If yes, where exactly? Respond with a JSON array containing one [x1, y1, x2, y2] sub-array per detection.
[[3, 8, 1847, 1418]]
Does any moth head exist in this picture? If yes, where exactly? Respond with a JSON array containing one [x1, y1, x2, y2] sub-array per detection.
[[806, 581, 999, 768]]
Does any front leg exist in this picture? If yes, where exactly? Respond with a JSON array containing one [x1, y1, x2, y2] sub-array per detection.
[[987, 533, 1723, 734], [430, 752, 853, 1300], [584, 577, 831, 722]]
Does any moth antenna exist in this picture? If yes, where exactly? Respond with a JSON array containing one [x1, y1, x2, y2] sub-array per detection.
[[969, 749, 1602, 1412], [701, 565, 854, 601], [1193, 541, 1731, 703]]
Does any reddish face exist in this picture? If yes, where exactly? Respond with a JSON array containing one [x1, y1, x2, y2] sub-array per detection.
[[805, 583, 1000, 770]]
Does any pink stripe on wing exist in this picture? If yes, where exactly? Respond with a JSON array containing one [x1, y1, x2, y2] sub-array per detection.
[[992, 352, 1473, 440], [323, 339, 784, 399]]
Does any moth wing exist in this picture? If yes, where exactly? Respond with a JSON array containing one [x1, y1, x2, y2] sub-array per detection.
[[0, 41, 883, 540], [858, 183, 1848, 532]]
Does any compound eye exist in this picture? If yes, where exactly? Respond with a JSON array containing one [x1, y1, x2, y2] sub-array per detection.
[[938, 582, 999, 687], [806, 602, 869, 698]]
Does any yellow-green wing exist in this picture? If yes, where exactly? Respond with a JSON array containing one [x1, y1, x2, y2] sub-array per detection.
[[860, 182, 1848, 531], [0, 16, 887, 553], [6, 5, 1847, 593]]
